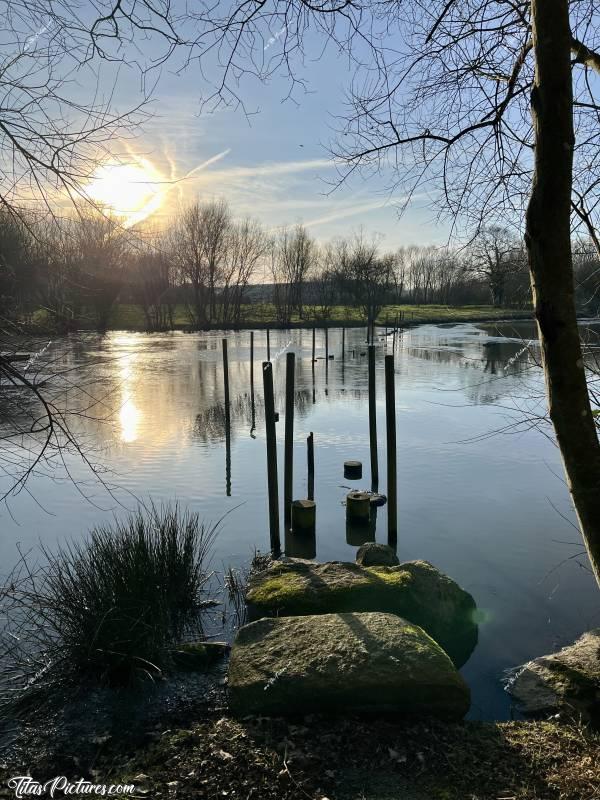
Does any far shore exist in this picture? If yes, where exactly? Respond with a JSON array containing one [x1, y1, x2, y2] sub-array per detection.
[[20, 305, 538, 336]]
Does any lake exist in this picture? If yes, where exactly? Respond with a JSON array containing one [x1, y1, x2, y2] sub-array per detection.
[[1, 321, 598, 721]]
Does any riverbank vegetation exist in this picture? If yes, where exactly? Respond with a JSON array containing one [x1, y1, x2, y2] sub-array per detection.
[[0, 506, 219, 711], [1, 206, 547, 335]]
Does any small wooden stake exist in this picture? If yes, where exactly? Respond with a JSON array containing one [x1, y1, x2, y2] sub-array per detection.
[[292, 499, 316, 531], [266, 328, 271, 361], [385, 354, 397, 544], [312, 327, 316, 363], [307, 432, 314, 501], [263, 361, 281, 556], [342, 327, 345, 360], [368, 344, 379, 492], [284, 351, 295, 528], [346, 490, 370, 522]]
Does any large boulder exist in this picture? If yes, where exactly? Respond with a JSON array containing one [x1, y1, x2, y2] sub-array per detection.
[[246, 559, 478, 667], [356, 543, 399, 567], [507, 629, 600, 724], [228, 612, 470, 719]]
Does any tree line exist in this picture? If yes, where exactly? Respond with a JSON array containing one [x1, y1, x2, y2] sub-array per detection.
[[2, 202, 598, 332]]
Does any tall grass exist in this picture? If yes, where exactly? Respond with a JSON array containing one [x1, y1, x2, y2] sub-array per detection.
[[0, 504, 218, 708]]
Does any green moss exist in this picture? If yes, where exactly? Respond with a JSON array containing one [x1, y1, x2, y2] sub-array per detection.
[[543, 660, 599, 694], [246, 573, 310, 606], [247, 564, 413, 616], [366, 566, 413, 586], [246, 561, 478, 668]]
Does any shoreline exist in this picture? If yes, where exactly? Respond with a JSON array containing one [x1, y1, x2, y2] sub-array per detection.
[[1, 709, 597, 799], [14, 310, 536, 337]]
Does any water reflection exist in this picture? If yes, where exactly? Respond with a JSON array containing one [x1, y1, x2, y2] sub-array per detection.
[[285, 527, 316, 559], [2, 323, 600, 721], [118, 351, 141, 444]]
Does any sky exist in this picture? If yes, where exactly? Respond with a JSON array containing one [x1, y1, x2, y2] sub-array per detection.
[[71, 5, 452, 249]]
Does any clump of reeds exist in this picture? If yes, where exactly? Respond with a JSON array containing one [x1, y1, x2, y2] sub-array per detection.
[[0, 504, 218, 710]]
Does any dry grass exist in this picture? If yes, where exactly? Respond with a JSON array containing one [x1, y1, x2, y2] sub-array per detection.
[[86, 715, 600, 800]]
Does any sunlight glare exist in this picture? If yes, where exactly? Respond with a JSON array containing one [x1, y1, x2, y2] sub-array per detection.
[[86, 158, 165, 227], [118, 351, 142, 443]]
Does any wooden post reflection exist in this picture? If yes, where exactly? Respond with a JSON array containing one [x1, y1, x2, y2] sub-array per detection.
[[222, 338, 231, 497]]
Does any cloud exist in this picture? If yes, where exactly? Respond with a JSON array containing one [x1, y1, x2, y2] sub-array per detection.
[[303, 197, 409, 228], [184, 157, 333, 183]]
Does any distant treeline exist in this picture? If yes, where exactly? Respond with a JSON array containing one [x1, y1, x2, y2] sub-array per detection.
[[1, 200, 599, 332]]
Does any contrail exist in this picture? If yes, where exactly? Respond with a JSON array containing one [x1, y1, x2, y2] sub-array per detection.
[[181, 149, 232, 181]]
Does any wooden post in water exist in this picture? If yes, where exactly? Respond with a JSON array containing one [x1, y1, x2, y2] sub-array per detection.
[[312, 327, 316, 363], [368, 345, 379, 492], [307, 432, 314, 501], [325, 327, 329, 360], [385, 354, 397, 546], [346, 490, 370, 523], [222, 339, 231, 496], [266, 327, 271, 361], [263, 361, 281, 555], [250, 331, 254, 391], [342, 327, 345, 360], [284, 352, 295, 529]]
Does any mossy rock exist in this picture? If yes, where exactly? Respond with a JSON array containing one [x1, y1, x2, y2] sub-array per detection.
[[508, 629, 600, 725], [228, 612, 470, 718], [246, 559, 478, 667]]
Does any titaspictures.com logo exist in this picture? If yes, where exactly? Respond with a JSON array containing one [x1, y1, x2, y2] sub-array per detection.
[[7, 777, 135, 798]]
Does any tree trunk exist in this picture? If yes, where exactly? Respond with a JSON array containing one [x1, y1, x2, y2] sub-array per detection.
[[526, 0, 600, 585]]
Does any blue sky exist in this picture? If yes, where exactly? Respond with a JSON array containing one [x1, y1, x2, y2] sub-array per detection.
[[107, 23, 451, 249]]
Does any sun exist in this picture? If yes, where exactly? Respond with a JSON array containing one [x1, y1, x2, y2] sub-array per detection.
[[86, 158, 166, 227]]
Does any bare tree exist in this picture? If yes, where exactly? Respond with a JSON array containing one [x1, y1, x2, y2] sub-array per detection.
[[330, 232, 391, 325], [468, 227, 528, 308], [72, 207, 128, 331], [170, 200, 232, 327], [221, 219, 267, 323], [202, 200, 231, 322], [525, 0, 600, 583], [170, 202, 209, 327], [131, 232, 175, 331], [574, 239, 600, 316], [271, 225, 316, 322]]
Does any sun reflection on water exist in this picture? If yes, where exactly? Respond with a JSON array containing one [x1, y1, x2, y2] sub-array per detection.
[[118, 349, 142, 444]]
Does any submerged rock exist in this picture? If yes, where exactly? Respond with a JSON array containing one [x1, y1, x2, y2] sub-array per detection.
[[228, 612, 470, 718], [171, 641, 230, 671], [507, 629, 600, 724], [246, 559, 478, 667], [356, 542, 399, 567]]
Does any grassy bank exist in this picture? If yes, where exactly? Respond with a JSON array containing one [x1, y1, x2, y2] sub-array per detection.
[[118, 716, 600, 800], [6, 714, 593, 800], [104, 303, 531, 331]]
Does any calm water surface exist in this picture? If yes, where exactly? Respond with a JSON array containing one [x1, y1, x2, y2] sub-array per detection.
[[1, 322, 599, 720]]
